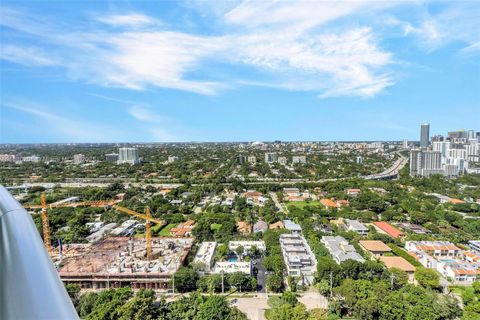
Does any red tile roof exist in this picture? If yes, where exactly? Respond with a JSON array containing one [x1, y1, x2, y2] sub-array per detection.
[[373, 221, 404, 238], [320, 199, 339, 208]]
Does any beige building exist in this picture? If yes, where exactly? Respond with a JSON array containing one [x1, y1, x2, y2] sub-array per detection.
[[359, 240, 392, 258]]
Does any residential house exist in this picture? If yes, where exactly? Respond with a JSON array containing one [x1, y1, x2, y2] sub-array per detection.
[[269, 221, 284, 230], [359, 240, 392, 258], [253, 220, 268, 233], [346, 189, 361, 197], [379, 256, 416, 282], [373, 222, 405, 239], [170, 220, 196, 237], [320, 199, 338, 209], [236, 221, 252, 235]]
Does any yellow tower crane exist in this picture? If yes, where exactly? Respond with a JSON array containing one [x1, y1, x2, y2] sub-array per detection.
[[111, 205, 163, 260], [40, 193, 52, 252], [25, 194, 164, 260]]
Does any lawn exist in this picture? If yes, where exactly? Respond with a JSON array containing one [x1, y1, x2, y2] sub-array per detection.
[[287, 201, 321, 210], [158, 223, 177, 236], [211, 223, 222, 232], [450, 285, 472, 296]]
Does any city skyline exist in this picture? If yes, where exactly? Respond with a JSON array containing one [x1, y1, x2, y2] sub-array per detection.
[[1, 1, 479, 143]]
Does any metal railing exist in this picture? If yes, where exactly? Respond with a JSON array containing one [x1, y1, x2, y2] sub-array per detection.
[[0, 185, 79, 320]]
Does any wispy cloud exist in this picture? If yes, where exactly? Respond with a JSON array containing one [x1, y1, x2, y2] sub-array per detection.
[[128, 105, 180, 142], [1, 100, 113, 142], [96, 13, 159, 28], [128, 105, 168, 123], [0, 45, 57, 66], [1, 1, 478, 99]]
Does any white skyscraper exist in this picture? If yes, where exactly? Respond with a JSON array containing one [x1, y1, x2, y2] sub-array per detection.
[[448, 149, 467, 160], [117, 148, 140, 164], [410, 149, 443, 177], [432, 141, 450, 158]]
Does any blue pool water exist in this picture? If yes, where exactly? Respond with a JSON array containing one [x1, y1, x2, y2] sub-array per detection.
[[228, 257, 238, 262]]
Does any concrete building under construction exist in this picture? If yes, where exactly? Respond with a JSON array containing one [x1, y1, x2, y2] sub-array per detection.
[[55, 237, 193, 290]]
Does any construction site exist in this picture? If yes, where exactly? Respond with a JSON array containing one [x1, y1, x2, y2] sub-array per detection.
[[54, 236, 194, 290]]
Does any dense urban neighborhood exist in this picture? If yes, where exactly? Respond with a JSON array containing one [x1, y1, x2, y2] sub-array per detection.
[[1, 125, 480, 319]]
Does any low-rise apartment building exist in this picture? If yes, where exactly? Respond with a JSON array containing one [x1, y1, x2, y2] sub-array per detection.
[[345, 219, 369, 235], [279, 234, 317, 285], [322, 236, 365, 264]]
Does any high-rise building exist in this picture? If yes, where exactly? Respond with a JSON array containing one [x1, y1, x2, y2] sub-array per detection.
[[356, 156, 363, 164], [278, 156, 288, 165], [22, 156, 41, 163], [431, 135, 444, 142], [167, 156, 179, 163], [444, 164, 459, 177], [117, 148, 139, 165], [402, 139, 409, 149], [410, 149, 442, 177], [422, 151, 442, 171], [73, 154, 85, 165], [237, 155, 246, 164], [467, 130, 476, 140], [432, 141, 450, 158], [448, 148, 467, 160], [247, 156, 256, 164], [264, 152, 277, 164], [0, 154, 16, 162], [409, 149, 422, 176], [105, 153, 119, 163], [420, 123, 430, 148], [292, 156, 306, 164]]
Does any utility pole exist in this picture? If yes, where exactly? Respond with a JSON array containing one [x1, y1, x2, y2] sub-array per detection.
[[390, 273, 395, 290], [329, 272, 333, 297], [221, 271, 224, 294]]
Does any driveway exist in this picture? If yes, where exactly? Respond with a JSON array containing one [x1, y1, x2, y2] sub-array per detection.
[[254, 257, 266, 293], [298, 291, 329, 310], [230, 294, 269, 320]]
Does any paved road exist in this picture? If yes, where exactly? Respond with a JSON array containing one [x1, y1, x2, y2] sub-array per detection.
[[269, 192, 288, 214], [255, 257, 266, 293], [231, 295, 269, 320]]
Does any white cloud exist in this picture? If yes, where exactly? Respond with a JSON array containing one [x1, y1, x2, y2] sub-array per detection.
[[228, 27, 393, 97], [0, 45, 57, 66], [96, 13, 158, 27], [224, 0, 372, 32], [129, 105, 167, 123], [5, 1, 477, 99]]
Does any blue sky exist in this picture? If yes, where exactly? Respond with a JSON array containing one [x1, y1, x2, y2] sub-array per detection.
[[0, 0, 479, 143]]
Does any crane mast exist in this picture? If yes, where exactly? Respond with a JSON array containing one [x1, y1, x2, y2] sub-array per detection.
[[145, 207, 152, 260], [40, 193, 52, 252]]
